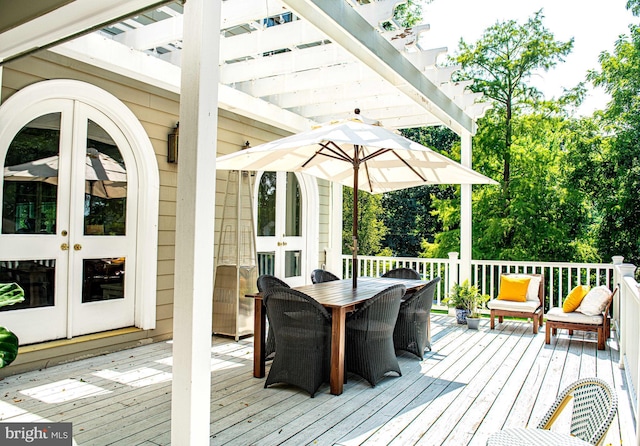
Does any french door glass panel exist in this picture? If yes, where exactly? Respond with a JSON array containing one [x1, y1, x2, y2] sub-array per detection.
[[2, 113, 60, 236], [256, 171, 304, 284]]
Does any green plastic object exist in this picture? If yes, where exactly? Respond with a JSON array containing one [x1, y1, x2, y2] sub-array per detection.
[[0, 327, 19, 368], [0, 283, 24, 368]]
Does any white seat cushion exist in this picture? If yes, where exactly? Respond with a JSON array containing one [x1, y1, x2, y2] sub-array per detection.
[[547, 306, 604, 324], [488, 299, 540, 313]]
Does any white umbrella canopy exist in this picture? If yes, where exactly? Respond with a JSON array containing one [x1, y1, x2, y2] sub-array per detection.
[[216, 114, 496, 287], [3, 147, 127, 199]]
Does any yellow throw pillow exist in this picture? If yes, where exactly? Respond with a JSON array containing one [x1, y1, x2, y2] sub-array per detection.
[[497, 276, 531, 302], [562, 285, 590, 313]]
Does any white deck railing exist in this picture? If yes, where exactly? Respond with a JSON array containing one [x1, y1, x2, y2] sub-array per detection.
[[343, 253, 638, 443], [343, 254, 616, 308], [614, 262, 640, 445]]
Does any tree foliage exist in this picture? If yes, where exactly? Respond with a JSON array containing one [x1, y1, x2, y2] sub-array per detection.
[[456, 10, 573, 202], [340, 6, 638, 266], [342, 188, 387, 256], [381, 127, 457, 257], [441, 11, 607, 262], [584, 23, 640, 264]]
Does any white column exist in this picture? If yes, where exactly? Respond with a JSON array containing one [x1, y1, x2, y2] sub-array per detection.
[[171, 1, 221, 444], [460, 131, 473, 283], [0, 66, 3, 105]]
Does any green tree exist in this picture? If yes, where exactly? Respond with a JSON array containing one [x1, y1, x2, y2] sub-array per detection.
[[448, 11, 606, 262], [342, 188, 387, 256], [456, 10, 573, 203], [627, 0, 640, 16], [586, 21, 640, 264], [382, 126, 457, 257]]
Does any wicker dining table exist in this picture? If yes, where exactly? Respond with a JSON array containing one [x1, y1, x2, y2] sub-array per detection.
[[249, 276, 429, 395]]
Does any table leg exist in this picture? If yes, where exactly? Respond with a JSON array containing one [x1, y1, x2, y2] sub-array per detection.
[[253, 298, 266, 378], [330, 307, 346, 395]]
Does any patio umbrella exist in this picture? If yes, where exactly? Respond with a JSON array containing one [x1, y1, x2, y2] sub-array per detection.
[[216, 112, 496, 288], [4, 147, 127, 199]]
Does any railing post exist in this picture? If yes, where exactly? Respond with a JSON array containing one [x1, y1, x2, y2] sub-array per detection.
[[617, 263, 637, 366], [448, 252, 460, 294], [612, 256, 624, 332]]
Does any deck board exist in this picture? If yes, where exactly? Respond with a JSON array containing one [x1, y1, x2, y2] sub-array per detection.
[[0, 314, 632, 445]]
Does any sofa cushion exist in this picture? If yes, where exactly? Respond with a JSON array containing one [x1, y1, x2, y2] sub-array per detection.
[[488, 299, 540, 313], [508, 274, 542, 302], [577, 286, 612, 316], [547, 306, 604, 324], [497, 276, 531, 302], [562, 285, 590, 313]]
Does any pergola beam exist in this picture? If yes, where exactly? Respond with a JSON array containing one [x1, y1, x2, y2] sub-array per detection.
[[282, 0, 477, 135], [220, 19, 325, 62], [220, 43, 351, 84]]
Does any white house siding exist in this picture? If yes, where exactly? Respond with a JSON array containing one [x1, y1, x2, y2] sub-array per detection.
[[0, 51, 330, 376]]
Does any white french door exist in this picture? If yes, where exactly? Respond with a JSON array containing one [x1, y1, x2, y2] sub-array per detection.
[[255, 171, 305, 287], [0, 99, 137, 344]]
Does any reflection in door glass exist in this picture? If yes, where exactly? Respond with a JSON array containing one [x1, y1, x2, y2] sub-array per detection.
[[258, 251, 275, 276], [257, 172, 276, 236], [2, 113, 60, 235], [84, 120, 127, 236], [285, 173, 301, 237], [284, 250, 301, 278], [82, 258, 125, 303], [0, 260, 55, 310]]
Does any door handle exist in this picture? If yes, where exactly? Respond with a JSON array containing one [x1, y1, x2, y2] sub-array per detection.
[[74, 244, 82, 251], [277, 241, 288, 247], [61, 243, 69, 251]]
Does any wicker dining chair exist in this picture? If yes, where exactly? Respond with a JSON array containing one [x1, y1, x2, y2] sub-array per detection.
[[381, 267, 420, 280], [537, 377, 618, 445], [310, 269, 340, 284], [393, 277, 440, 359], [257, 274, 290, 360], [262, 286, 332, 397], [346, 284, 405, 387]]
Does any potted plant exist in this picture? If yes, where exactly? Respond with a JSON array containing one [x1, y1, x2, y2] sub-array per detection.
[[465, 286, 490, 330], [0, 283, 25, 368], [444, 280, 489, 327]]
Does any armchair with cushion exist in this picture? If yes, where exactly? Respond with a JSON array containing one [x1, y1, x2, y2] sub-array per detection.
[[263, 286, 332, 397], [393, 277, 440, 359], [488, 273, 544, 334], [546, 286, 616, 350], [346, 284, 405, 387]]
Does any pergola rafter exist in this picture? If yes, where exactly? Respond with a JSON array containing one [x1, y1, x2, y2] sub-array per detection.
[[10, 0, 490, 134]]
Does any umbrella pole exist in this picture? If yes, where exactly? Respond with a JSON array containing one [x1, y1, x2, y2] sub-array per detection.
[[352, 146, 359, 289]]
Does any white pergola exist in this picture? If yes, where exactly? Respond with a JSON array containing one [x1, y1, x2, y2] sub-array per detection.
[[0, 1, 489, 443], [0, 0, 488, 133]]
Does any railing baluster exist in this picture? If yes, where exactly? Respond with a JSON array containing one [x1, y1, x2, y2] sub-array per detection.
[[341, 255, 617, 313]]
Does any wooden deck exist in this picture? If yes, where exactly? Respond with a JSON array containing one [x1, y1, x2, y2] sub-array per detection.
[[0, 315, 634, 445]]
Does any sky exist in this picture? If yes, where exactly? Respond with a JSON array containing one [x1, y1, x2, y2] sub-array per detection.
[[417, 0, 635, 115]]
